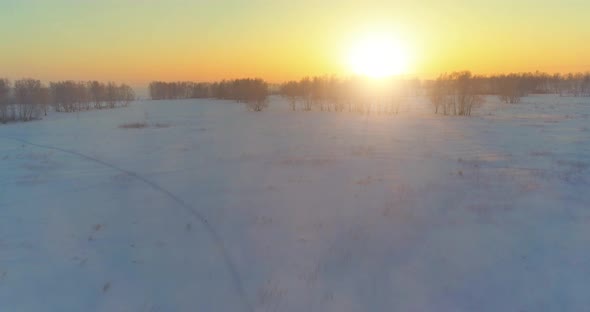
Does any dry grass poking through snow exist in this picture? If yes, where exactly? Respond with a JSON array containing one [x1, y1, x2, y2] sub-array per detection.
[[118, 122, 147, 129], [119, 122, 170, 129]]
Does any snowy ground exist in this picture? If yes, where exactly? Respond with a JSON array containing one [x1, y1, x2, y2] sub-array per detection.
[[1, 95, 589, 312]]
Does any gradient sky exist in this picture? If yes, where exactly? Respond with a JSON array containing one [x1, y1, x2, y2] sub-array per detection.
[[2, 0, 590, 84]]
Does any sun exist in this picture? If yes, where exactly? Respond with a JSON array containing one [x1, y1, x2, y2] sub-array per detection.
[[348, 34, 409, 78]]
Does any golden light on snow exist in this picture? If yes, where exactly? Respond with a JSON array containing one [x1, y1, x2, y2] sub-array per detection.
[[348, 34, 409, 78]]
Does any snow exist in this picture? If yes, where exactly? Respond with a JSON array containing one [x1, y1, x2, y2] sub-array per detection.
[[1, 95, 589, 311]]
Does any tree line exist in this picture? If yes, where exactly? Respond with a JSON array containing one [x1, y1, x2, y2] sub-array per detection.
[[486, 72, 590, 99], [279, 76, 421, 114], [278, 71, 590, 116], [0, 79, 135, 123], [425, 71, 590, 115], [149, 78, 269, 111], [148, 71, 590, 116]]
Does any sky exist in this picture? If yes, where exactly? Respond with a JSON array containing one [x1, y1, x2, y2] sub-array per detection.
[[1, 0, 590, 85]]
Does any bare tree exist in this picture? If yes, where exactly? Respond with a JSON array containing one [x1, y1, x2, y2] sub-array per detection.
[[280, 81, 300, 111], [300, 77, 313, 111], [453, 71, 484, 116], [497, 74, 523, 104], [428, 72, 483, 116], [89, 81, 105, 109], [105, 82, 117, 109], [119, 84, 135, 106], [39, 86, 50, 116], [0, 79, 10, 123], [241, 79, 268, 111], [14, 78, 43, 121], [428, 74, 448, 114]]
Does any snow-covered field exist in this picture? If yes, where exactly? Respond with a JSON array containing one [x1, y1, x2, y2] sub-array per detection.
[[1, 95, 589, 311]]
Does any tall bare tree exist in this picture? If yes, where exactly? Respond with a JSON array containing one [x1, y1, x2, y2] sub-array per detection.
[[14, 78, 43, 121]]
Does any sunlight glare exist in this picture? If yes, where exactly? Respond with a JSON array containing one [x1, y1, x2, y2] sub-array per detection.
[[348, 34, 409, 78]]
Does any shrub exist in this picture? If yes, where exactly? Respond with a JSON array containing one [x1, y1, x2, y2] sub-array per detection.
[[119, 122, 148, 129]]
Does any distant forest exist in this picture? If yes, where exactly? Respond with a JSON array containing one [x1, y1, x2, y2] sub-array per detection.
[[280, 71, 590, 116], [149, 78, 269, 111], [148, 71, 590, 115], [2, 71, 590, 124], [0, 79, 135, 123]]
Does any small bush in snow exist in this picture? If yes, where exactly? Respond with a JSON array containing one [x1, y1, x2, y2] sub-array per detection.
[[119, 122, 148, 129], [246, 99, 268, 112]]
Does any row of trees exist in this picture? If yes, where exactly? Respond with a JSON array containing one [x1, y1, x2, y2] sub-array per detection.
[[427, 72, 590, 104], [0, 79, 10, 122], [426, 71, 590, 112], [278, 71, 590, 116], [551, 73, 590, 97], [488, 72, 590, 98], [51, 81, 134, 112], [0, 79, 135, 123], [148, 71, 590, 116], [149, 78, 269, 111], [279, 76, 420, 114], [148, 81, 209, 100]]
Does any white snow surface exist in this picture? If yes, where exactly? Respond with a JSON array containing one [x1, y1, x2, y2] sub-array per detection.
[[1, 95, 590, 311]]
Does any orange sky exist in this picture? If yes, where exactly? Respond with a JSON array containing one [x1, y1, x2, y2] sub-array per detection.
[[2, 0, 590, 85]]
